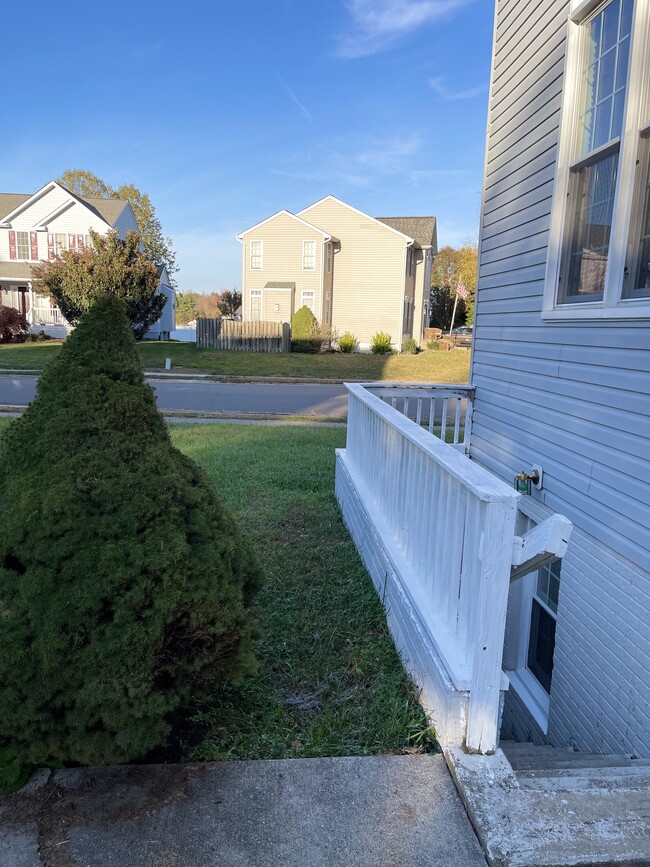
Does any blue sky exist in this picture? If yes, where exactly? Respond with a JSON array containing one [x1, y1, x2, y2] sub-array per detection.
[[2, 0, 494, 293]]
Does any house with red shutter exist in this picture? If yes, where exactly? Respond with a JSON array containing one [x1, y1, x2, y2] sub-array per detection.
[[0, 180, 175, 339]]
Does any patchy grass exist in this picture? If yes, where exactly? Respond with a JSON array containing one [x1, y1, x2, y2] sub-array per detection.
[[0, 340, 471, 383], [0, 418, 434, 760]]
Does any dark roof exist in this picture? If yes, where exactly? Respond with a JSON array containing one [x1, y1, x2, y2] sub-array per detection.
[[0, 188, 129, 228], [0, 194, 31, 219], [265, 281, 296, 289], [0, 262, 34, 280], [375, 216, 437, 249], [82, 197, 129, 227]]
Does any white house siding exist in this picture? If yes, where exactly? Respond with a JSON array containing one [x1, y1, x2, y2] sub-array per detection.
[[299, 199, 407, 348], [472, 0, 650, 756]]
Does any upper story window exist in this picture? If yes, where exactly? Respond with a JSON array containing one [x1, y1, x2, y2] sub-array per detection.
[[55, 233, 67, 256], [302, 240, 316, 271], [250, 240, 263, 270], [325, 242, 332, 273], [16, 231, 30, 260], [406, 247, 414, 277], [545, 0, 650, 318]]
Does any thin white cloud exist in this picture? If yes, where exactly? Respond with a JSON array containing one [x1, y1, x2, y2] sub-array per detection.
[[337, 0, 473, 58], [279, 78, 314, 122], [428, 76, 486, 100], [271, 133, 424, 188]]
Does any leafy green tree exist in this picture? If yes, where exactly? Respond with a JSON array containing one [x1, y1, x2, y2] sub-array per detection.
[[0, 297, 263, 766], [33, 230, 165, 339], [430, 243, 478, 328], [219, 289, 242, 319], [58, 170, 177, 286], [176, 292, 198, 325]]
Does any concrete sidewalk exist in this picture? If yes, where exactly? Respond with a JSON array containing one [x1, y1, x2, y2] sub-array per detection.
[[1, 755, 486, 867]]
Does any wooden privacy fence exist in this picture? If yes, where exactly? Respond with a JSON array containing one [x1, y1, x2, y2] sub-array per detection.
[[197, 319, 291, 352]]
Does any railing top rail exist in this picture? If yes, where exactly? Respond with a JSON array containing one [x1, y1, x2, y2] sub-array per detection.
[[357, 381, 476, 393], [345, 382, 518, 505]]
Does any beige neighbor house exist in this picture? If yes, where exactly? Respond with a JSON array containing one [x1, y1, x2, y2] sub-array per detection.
[[0, 180, 176, 340], [236, 195, 437, 350]]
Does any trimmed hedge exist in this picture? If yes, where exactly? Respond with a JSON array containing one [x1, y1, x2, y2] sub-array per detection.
[[0, 297, 263, 766], [291, 305, 318, 353]]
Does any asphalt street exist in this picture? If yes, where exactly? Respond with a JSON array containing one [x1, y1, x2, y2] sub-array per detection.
[[0, 375, 349, 417]]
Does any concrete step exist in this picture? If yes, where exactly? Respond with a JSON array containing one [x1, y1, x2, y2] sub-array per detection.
[[500, 740, 643, 771], [446, 745, 650, 867]]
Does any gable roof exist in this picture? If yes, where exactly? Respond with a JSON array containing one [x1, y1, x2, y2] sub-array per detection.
[[236, 209, 334, 241], [83, 198, 130, 227], [376, 217, 437, 250], [298, 195, 417, 244], [0, 194, 30, 220], [0, 182, 130, 230]]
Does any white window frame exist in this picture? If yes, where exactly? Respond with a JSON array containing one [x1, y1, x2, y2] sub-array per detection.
[[15, 230, 30, 260], [250, 289, 262, 321], [250, 240, 263, 271], [543, 0, 650, 320], [302, 240, 316, 271], [55, 233, 67, 256], [301, 290, 315, 312]]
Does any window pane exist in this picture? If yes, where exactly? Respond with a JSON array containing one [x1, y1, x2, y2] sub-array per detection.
[[16, 231, 29, 259], [579, 0, 632, 155], [536, 560, 561, 615], [629, 144, 650, 297], [563, 152, 618, 300], [528, 600, 557, 694]]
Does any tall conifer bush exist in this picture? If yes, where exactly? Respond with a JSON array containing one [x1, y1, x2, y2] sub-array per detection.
[[0, 297, 263, 766]]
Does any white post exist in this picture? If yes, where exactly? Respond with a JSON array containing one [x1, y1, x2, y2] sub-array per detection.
[[449, 293, 459, 334]]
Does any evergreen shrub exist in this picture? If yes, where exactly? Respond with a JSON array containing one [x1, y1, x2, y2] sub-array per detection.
[[426, 340, 439, 351], [401, 337, 418, 355], [0, 297, 263, 767], [291, 305, 318, 353]]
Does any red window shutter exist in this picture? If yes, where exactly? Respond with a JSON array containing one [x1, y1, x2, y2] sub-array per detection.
[[8, 230, 16, 260], [30, 231, 38, 260], [68, 234, 76, 250], [47, 233, 55, 260]]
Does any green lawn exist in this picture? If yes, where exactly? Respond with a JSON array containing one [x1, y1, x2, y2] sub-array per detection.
[[0, 418, 434, 760], [0, 340, 470, 383]]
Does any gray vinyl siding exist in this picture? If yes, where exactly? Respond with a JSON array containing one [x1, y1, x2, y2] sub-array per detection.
[[473, 0, 650, 756]]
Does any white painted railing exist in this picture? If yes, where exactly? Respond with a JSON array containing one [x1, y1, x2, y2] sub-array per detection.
[[31, 306, 64, 326], [360, 382, 475, 452], [340, 383, 521, 753]]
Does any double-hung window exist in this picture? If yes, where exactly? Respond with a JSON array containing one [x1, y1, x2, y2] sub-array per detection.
[[302, 240, 316, 271], [250, 240, 263, 271], [546, 0, 650, 317], [16, 231, 30, 260], [301, 290, 315, 312], [325, 242, 332, 273]]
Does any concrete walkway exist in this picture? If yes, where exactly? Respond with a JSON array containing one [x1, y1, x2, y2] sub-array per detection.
[[0, 755, 487, 867]]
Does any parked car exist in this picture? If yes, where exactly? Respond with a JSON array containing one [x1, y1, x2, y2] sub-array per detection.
[[445, 326, 473, 347]]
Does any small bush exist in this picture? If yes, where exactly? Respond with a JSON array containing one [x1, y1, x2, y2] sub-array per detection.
[[0, 306, 29, 344], [426, 340, 439, 351], [337, 332, 357, 353], [401, 337, 419, 355], [370, 332, 392, 355], [26, 329, 53, 343], [309, 322, 334, 353], [291, 305, 318, 353], [0, 296, 263, 767]]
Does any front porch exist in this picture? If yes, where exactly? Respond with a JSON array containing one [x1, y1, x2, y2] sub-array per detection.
[[336, 382, 571, 754], [1, 283, 70, 338]]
